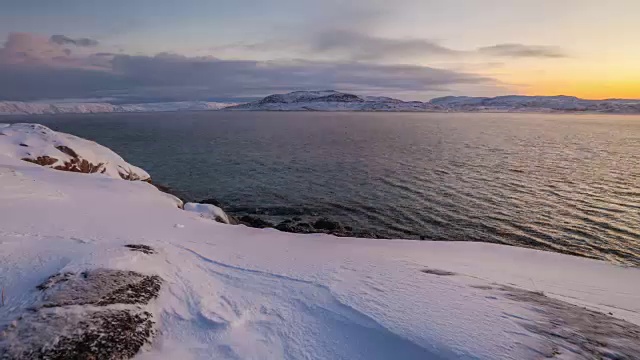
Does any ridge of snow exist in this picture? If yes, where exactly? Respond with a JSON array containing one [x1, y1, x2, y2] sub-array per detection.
[[0, 101, 234, 116], [0, 123, 149, 180], [1, 124, 639, 359]]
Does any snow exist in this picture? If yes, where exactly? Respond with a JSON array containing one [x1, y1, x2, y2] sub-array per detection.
[[227, 90, 640, 113], [227, 91, 437, 112], [1, 125, 639, 359], [184, 202, 234, 224], [0, 101, 235, 116], [3, 92, 640, 115], [0, 123, 149, 180]]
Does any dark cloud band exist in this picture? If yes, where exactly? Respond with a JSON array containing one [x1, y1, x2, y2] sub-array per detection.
[[0, 33, 494, 102], [50, 35, 99, 47]]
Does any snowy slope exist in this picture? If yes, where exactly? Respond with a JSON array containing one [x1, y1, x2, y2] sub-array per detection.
[[1, 126, 640, 359], [0, 123, 149, 180], [0, 101, 234, 116]]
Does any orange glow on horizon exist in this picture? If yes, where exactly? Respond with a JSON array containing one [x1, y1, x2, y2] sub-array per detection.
[[523, 80, 640, 100]]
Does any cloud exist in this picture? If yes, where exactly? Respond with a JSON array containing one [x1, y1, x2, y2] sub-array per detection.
[[310, 30, 458, 61], [477, 43, 567, 58], [0, 33, 109, 70], [0, 32, 504, 102], [215, 30, 566, 63], [50, 35, 99, 47], [109, 54, 490, 97], [0, 33, 494, 101]]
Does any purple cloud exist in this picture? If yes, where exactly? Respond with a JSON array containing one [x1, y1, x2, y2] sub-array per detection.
[[0, 33, 495, 102]]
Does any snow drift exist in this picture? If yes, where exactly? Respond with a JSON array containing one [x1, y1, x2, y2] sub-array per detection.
[[0, 124, 639, 359]]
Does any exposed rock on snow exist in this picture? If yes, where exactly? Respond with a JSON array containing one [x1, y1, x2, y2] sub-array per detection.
[[36, 269, 162, 308], [0, 123, 149, 180], [495, 285, 640, 359], [125, 244, 157, 255], [0, 269, 161, 359], [1, 309, 155, 360]]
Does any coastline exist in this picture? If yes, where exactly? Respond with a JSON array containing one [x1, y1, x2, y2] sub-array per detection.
[[1, 123, 639, 359], [3, 108, 640, 117]]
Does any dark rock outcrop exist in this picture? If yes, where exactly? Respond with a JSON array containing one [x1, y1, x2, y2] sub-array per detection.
[[21, 156, 58, 167], [199, 198, 223, 207], [313, 218, 342, 231], [1, 269, 162, 360], [238, 215, 274, 229], [125, 244, 156, 255], [22, 146, 106, 175], [235, 213, 383, 239]]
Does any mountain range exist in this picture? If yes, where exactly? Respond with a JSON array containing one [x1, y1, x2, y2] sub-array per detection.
[[226, 91, 640, 113], [2, 91, 640, 115]]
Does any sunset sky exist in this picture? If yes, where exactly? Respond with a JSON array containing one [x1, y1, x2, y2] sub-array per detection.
[[1, 0, 639, 102]]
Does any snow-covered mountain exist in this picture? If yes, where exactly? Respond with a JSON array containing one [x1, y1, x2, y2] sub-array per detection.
[[225, 90, 437, 112], [0, 101, 234, 116], [227, 90, 640, 113], [3, 92, 640, 115], [430, 95, 640, 113]]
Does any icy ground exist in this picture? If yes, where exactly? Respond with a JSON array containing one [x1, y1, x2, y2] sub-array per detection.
[[0, 125, 639, 359]]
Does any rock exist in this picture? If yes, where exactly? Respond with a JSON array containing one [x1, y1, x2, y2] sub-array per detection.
[[238, 215, 274, 228], [36, 269, 162, 308], [198, 198, 223, 207], [1, 309, 155, 360], [1, 269, 162, 360], [54, 157, 106, 174], [21, 156, 58, 166], [313, 218, 342, 231], [55, 145, 79, 158], [125, 244, 156, 255]]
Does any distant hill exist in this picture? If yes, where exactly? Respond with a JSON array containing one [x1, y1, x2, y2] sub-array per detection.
[[226, 90, 640, 114], [2, 91, 640, 115], [0, 101, 234, 116]]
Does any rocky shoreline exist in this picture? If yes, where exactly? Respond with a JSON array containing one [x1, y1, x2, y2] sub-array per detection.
[[168, 192, 385, 239]]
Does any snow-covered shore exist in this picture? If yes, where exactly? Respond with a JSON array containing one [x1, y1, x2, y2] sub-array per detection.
[[0, 101, 233, 116], [1, 124, 639, 359]]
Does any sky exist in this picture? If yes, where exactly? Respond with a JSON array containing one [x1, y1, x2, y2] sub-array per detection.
[[1, 0, 639, 103]]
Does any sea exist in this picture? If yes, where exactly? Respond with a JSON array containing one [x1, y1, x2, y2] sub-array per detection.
[[3, 111, 639, 266]]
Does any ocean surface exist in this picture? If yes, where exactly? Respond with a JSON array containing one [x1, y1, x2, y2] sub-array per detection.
[[3, 112, 639, 266]]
